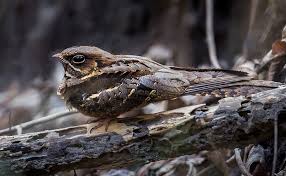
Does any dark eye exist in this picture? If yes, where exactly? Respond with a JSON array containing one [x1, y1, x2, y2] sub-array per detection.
[[72, 55, 86, 64]]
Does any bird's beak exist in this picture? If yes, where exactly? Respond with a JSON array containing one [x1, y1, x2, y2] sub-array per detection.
[[52, 53, 66, 63], [52, 53, 62, 58]]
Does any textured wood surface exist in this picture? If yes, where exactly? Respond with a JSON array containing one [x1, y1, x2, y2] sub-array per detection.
[[0, 87, 286, 175]]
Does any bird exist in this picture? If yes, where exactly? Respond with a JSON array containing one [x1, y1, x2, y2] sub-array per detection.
[[53, 46, 282, 131]]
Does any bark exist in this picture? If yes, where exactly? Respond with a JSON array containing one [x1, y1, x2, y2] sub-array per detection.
[[0, 87, 286, 175]]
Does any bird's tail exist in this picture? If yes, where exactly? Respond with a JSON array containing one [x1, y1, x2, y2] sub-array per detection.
[[189, 80, 283, 97]]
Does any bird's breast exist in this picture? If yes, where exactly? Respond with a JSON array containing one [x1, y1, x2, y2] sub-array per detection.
[[62, 77, 154, 118]]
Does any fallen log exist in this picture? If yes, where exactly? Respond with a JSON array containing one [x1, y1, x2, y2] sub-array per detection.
[[0, 87, 286, 175]]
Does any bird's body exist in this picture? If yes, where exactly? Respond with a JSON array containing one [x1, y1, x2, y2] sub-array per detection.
[[54, 46, 282, 120]]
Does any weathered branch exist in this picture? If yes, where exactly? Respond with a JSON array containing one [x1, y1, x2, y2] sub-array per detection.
[[1, 87, 286, 175], [0, 110, 78, 135]]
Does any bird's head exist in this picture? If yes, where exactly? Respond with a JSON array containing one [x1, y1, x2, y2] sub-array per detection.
[[53, 46, 115, 79]]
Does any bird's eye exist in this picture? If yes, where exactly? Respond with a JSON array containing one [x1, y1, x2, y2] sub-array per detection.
[[71, 55, 86, 64]]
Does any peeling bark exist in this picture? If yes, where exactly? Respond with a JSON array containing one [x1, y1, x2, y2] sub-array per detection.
[[0, 87, 286, 175]]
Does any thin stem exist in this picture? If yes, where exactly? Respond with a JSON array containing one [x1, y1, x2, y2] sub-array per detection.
[[206, 0, 221, 68], [0, 110, 78, 135], [234, 148, 253, 176], [272, 115, 278, 176]]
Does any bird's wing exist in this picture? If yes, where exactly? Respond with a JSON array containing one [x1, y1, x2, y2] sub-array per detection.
[[138, 67, 253, 98], [183, 76, 252, 95]]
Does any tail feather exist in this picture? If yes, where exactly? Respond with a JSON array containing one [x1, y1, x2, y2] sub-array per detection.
[[184, 77, 252, 95], [169, 66, 250, 77], [186, 80, 283, 97]]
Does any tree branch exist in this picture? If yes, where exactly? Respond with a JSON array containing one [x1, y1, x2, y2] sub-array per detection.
[[0, 87, 286, 175]]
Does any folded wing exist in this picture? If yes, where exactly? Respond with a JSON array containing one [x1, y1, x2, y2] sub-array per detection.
[[138, 67, 280, 98]]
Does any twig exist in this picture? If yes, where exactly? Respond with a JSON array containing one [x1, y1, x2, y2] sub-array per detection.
[[272, 114, 278, 176], [234, 148, 253, 176], [279, 156, 286, 171], [197, 164, 215, 176], [243, 0, 258, 58], [226, 155, 235, 165], [243, 144, 254, 163], [0, 110, 78, 135], [205, 0, 221, 68]]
